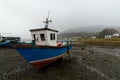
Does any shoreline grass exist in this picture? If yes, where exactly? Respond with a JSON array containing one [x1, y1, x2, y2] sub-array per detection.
[[78, 38, 120, 46]]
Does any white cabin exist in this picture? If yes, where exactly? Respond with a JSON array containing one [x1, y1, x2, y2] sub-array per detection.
[[30, 28, 58, 46]]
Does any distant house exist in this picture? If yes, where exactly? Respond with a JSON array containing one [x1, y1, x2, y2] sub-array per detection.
[[105, 35, 112, 38], [113, 33, 120, 37], [90, 36, 96, 39], [105, 33, 120, 38]]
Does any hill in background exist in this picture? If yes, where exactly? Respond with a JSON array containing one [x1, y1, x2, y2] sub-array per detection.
[[63, 25, 120, 33], [58, 25, 120, 39]]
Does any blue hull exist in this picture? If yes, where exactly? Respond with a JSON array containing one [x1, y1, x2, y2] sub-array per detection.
[[16, 45, 72, 68]]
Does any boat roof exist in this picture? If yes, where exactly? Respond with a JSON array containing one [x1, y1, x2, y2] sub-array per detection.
[[30, 28, 58, 32]]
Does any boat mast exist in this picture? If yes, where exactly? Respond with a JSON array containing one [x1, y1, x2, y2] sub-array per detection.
[[43, 11, 52, 28]]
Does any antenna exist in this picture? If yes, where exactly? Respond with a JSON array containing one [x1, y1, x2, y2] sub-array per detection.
[[48, 10, 50, 19], [43, 10, 52, 28]]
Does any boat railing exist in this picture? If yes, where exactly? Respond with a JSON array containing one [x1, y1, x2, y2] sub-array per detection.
[[57, 40, 76, 46]]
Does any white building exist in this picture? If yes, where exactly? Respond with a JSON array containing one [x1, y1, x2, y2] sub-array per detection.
[[113, 33, 120, 37], [91, 36, 96, 39], [105, 35, 112, 38], [105, 33, 120, 38], [30, 28, 58, 46]]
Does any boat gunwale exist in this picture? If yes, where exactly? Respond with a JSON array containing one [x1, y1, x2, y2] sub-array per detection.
[[12, 44, 72, 48]]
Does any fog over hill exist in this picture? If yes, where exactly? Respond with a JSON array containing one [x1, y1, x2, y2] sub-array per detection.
[[63, 25, 120, 33]]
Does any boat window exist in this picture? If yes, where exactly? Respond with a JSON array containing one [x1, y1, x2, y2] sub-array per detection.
[[50, 33, 55, 40], [40, 34, 45, 41]]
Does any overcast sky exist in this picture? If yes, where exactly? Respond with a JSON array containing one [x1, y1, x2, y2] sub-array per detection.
[[0, 0, 120, 39]]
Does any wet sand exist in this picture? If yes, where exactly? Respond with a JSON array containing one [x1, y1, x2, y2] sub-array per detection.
[[0, 46, 120, 80]]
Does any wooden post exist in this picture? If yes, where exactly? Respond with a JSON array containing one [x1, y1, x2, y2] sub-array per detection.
[[67, 41, 70, 62]]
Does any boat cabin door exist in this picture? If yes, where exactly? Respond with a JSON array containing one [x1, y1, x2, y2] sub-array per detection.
[[33, 34, 38, 42]]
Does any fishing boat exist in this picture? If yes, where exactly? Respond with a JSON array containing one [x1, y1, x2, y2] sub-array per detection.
[[0, 34, 21, 47], [13, 17, 72, 69]]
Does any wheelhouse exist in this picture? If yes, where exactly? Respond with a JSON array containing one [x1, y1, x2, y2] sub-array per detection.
[[30, 28, 58, 46]]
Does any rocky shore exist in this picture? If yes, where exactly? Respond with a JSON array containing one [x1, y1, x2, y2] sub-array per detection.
[[0, 46, 120, 80]]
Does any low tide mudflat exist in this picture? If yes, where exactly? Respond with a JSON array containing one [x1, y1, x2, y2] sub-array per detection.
[[0, 48, 33, 80], [0, 45, 120, 80]]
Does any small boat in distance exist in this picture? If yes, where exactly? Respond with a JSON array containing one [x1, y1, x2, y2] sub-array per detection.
[[13, 17, 72, 69], [0, 34, 20, 47]]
